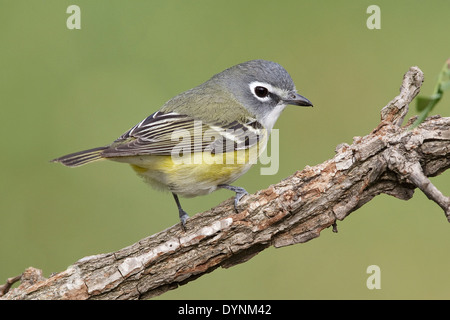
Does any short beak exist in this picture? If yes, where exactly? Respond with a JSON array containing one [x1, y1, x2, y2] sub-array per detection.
[[284, 92, 313, 107]]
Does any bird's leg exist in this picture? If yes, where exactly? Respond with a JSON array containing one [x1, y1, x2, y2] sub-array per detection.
[[218, 184, 248, 212], [172, 193, 189, 231]]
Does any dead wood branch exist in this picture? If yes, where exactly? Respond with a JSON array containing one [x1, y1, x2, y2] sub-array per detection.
[[2, 66, 449, 300]]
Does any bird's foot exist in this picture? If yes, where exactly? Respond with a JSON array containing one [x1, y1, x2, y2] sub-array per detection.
[[218, 184, 248, 212]]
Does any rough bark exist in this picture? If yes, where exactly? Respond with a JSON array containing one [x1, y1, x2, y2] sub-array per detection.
[[2, 66, 449, 300]]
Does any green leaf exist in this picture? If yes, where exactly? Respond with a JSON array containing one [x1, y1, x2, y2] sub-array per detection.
[[430, 92, 442, 99], [439, 80, 450, 91], [410, 58, 449, 129], [415, 96, 433, 112]]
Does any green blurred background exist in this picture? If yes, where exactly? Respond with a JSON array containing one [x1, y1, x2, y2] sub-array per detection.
[[1, 0, 449, 299]]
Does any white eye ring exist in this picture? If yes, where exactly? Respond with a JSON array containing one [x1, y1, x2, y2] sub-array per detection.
[[249, 81, 273, 102]]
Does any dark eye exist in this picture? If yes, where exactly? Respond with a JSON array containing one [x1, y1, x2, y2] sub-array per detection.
[[254, 86, 269, 98]]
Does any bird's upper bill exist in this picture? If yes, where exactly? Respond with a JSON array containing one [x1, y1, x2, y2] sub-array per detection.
[[283, 92, 313, 107]]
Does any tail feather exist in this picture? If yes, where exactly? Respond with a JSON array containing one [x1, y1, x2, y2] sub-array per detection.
[[51, 146, 108, 167]]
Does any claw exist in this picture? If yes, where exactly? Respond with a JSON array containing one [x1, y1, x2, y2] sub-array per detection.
[[218, 184, 248, 212], [179, 209, 189, 231]]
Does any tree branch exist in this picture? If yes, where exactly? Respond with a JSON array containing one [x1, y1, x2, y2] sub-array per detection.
[[2, 66, 449, 300]]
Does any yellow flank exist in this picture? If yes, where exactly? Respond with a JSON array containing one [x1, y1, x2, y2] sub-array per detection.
[[113, 142, 264, 197], [130, 164, 148, 173]]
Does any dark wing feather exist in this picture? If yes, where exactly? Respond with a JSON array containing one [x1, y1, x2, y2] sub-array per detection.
[[101, 111, 264, 158]]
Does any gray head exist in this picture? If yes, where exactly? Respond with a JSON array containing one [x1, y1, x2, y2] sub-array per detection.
[[210, 59, 312, 130]]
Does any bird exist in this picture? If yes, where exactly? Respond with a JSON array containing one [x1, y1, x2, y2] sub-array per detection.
[[52, 59, 313, 230]]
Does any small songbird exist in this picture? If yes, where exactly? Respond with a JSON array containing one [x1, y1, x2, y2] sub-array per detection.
[[52, 60, 312, 230]]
